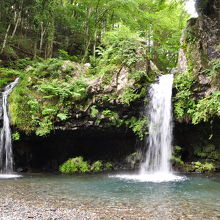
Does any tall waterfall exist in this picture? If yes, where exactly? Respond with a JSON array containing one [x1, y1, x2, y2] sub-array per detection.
[[140, 74, 173, 174], [111, 74, 186, 182], [0, 78, 19, 173]]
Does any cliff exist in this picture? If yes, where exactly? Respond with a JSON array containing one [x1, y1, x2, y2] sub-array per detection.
[[174, 0, 220, 123], [173, 0, 220, 170]]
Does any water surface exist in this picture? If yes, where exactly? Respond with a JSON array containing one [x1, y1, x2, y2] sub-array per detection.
[[0, 172, 219, 219]]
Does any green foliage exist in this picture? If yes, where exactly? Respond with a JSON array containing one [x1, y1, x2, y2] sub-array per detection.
[[9, 59, 88, 136], [105, 162, 113, 170], [91, 160, 103, 172], [90, 105, 99, 118], [12, 132, 20, 141], [10, 58, 35, 70], [57, 113, 68, 121], [174, 71, 196, 120], [171, 145, 184, 166], [194, 144, 220, 162], [97, 26, 146, 68], [1, 0, 187, 71], [102, 110, 120, 124], [59, 157, 89, 174], [59, 157, 112, 174], [174, 66, 220, 124], [192, 92, 220, 124], [210, 58, 220, 87], [130, 71, 149, 82], [0, 68, 20, 89], [121, 88, 147, 105], [125, 117, 148, 140], [175, 145, 182, 152], [171, 156, 184, 166], [36, 117, 53, 136], [191, 161, 215, 173]]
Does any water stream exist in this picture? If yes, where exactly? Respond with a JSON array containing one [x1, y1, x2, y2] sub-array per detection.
[[0, 78, 20, 177], [114, 74, 184, 182], [141, 74, 173, 173]]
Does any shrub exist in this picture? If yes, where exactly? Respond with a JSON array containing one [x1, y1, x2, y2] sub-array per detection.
[[59, 157, 112, 174], [192, 92, 220, 124], [91, 160, 103, 172], [105, 162, 113, 170], [194, 144, 220, 162], [125, 117, 148, 140], [12, 132, 20, 141], [191, 161, 215, 173], [59, 156, 89, 174], [171, 146, 184, 166]]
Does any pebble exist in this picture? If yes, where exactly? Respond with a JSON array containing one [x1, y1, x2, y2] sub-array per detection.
[[0, 183, 219, 220]]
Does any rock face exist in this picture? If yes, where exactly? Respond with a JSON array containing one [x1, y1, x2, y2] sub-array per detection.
[[174, 0, 220, 166], [13, 129, 137, 171], [8, 48, 156, 170], [175, 0, 220, 116], [177, 0, 220, 81]]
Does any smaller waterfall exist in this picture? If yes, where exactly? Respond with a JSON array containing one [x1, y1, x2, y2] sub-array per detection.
[[0, 78, 19, 174]]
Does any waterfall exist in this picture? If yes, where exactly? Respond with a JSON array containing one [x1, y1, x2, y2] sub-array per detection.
[[140, 74, 173, 174], [112, 74, 185, 182], [0, 78, 19, 173]]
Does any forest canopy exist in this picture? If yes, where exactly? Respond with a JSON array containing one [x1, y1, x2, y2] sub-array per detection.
[[0, 0, 188, 72]]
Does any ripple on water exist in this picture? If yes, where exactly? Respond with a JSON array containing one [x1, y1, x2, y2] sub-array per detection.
[[110, 172, 187, 183], [0, 173, 22, 179]]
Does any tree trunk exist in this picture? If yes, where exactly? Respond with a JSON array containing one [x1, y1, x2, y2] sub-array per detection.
[[1, 24, 11, 54], [34, 41, 37, 59], [11, 0, 23, 39], [11, 12, 21, 39], [93, 29, 97, 57], [39, 23, 46, 55]]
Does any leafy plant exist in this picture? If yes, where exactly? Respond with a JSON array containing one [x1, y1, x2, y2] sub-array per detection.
[[191, 161, 215, 173], [105, 162, 113, 170], [12, 132, 20, 141], [171, 146, 184, 166], [194, 144, 220, 162], [102, 110, 120, 124], [59, 156, 89, 174], [90, 105, 99, 118], [174, 71, 196, 120], [59, 157, 112, 174], [192, 92, 220, 124], [125, 117, 148, 140], [91, 160, 103, 172], [0, 68, 20, 88]]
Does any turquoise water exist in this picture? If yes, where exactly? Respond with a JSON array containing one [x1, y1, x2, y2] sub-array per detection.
[[0, 172, 220, 219]]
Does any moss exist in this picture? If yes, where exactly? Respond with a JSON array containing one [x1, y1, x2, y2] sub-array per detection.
[[7, 56, 150, 139], [0, 68, 20, 89], [9, 59, 88, 135]]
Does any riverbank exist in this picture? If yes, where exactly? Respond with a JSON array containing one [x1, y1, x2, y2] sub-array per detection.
[[0, 187, 151, 220]]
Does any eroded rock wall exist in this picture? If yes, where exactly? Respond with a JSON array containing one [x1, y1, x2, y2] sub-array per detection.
[[174, 0, 220, 167]]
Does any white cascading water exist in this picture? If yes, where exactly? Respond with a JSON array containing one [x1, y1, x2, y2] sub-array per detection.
[[140, 74, 173, 174], [0, 78, 21, 178], [112, 74, 185, 182]]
